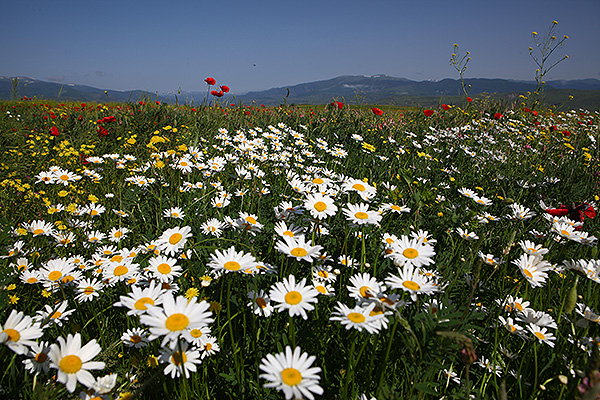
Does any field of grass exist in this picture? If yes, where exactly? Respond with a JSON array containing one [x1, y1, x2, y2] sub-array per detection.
[[0, 97, 599, 399]]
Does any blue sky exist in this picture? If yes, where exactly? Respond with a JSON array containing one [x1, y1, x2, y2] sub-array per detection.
[[2, 0, 599, 94]]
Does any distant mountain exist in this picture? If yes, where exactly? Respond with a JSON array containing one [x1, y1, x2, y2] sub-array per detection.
[[2, 75, 599, 109], [237, 75, 600, 106], [0, 77, 156, 103]]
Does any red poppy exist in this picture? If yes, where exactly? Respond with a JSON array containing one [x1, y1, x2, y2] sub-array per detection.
[[220, 85, 230, 93], [97, 126, 109, 137], [562, 130, 571, 136], [156, 101, 160, 105], [98, 116, 116, 124], [466, 97, 473, 102], [494, 113, 503, 119], [532, 110, 538, 116], [371, 107, 383, 116], [210, 90, 219, 96], [81, 103, 86, 108], [442, 104, 450, 111], [423, 109, 434, 117], [50, 126, 59, 136], [205, 77, 216, 85]]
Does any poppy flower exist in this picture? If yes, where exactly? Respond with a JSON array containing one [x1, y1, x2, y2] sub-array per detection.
[[423, 109, 434, 117], [205, 77, 216, 85], [467, 97, 473, 102], [335, 101, 343, 109], [97, 126, 109, 137], [532, 110, 538, 116], [442, 104, 450, 111], [494, 113, 503, 119], [371, 108, 383, 116], [50, 127, 59, 136], [211, 90, 219, 96], [220, 85, 230, 93], [562, 130, 571, 136]]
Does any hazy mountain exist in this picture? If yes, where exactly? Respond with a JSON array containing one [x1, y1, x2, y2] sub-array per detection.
[[0, 77, 156, 103], [2, 75, 599, 109]]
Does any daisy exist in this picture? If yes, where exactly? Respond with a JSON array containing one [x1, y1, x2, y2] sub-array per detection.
[[211, 195, 230, 209], [498, 316, 524, 335], [313, 280, 335, 296], [386, 235, 435, 268], [347, 272, 384, 301], [343, 203, 382, 226], [20, 269, 41, 285], [75, 278, 104, 303], [103, 260, 139, 283], [160, 342, 201, 378], [248, 290, 274, 317], [108, 227, 129, 243], [114, 280, 166, 316], [48, 333, 105, 392], [458, 187, 476, 198], [304, 193, 338, 220], [380, 203, 410, 215], [200, 335, 220, 359], [313, 265, 336, 283], [552, 221, 582, 242], [39, 258, 74, 288], [385, 264, 438, 301], [236, 212, 264, 234], [23, 341, 51, 374], [0, 309, 43, 355], [182, 325, 212, 347], [275, 236, 323, 262], [29, 220, 55, 237], [121, 328, 150, 348], [163, 207, 186, 219], [508, 203, 536, 220], [527, 323, 556, 347], [259, 346, 323, 400], [34, 300, 75, 328], [269, 275, 319, 320], [274, 221, 304, 239], [473, 195, 492, 206], [208, 246, 257, 273], [139, 293, 214, 347], [157, 226, 192, 256], [200, 218, 224, 237], [512, 254, 553, 288], [330, 302, 386, 334], [477, 251, 503, 266], [517, 309, 557, 329], [148, 255, 182, 282], [456, 228, 479, 241], [518, 240, 549, 257]]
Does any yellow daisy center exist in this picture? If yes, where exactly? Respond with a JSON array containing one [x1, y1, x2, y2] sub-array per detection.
[[114, 265, 128, 276], [281, 368, 302, 386], [312, 178, 324, 184], [315, 285, 326, 294], [2, 328, 20, 342], [27, 277, 38, 284], [523, 269, 533, 279], [285, 291, 302, 305], [534, 331, 546, 340], [134, 297, 155, 310], [355, 212, 369, 220], [35, 352, 48, 363], [48, 271, 62, 281], [165, 313, 189, 331], [403, 248, 419, 259], [110, 255, 124, 263], [290, 248, 308, 258], [224, 261, 241, 271], [283, 230, 294, 237], [157, 263, 172, 275], [190, 329, 203, 338], [352, 183, 365, 191], [32, 228, 45, 235], [50, 311, 62, 319], [59, 355, 82, 374], [314, 201, 327, 212], [348, 312, 366, 323], [402, 280, 421, 291], [359, 286, 373, 298], [245, 216, 257, 224], [169, 233, 183, 245], [83, 286, 94, 295]]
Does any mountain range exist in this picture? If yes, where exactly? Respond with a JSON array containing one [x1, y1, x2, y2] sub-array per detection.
[[2, 75, 600, 109]]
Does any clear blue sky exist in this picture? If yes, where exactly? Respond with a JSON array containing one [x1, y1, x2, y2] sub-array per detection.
[[2, 0, 599, 94]]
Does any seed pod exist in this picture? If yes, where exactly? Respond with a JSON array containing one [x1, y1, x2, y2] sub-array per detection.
[[563, 277, 578, 315]]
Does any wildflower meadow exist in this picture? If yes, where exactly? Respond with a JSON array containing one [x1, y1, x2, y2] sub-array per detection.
[[1, 78, 600, 398]]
